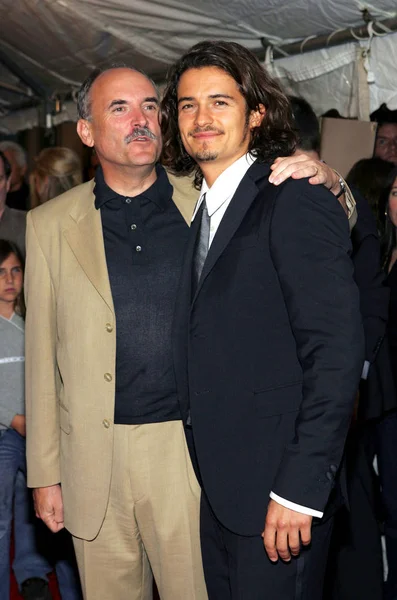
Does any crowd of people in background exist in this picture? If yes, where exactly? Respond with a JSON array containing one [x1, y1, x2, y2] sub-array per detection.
[[1, 45, 397, 599]]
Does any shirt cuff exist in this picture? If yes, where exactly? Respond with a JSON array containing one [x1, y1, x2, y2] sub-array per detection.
[[361, 360, 371, 380], [332, 170, 357, 230], [270, 492, 323, 518]]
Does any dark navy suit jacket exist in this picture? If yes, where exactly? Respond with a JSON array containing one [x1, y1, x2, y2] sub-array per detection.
[[173, 161, 365, 536]]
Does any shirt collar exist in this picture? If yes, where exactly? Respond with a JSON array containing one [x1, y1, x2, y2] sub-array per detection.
[[192, 153, 256, 221], [94, 163, 172, 211]]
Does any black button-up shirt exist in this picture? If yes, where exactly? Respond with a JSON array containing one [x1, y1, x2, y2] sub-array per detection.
[[94, 165, 190, 424]]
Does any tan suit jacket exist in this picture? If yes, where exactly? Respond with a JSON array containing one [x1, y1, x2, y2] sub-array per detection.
[[25, 173, 198, 540]]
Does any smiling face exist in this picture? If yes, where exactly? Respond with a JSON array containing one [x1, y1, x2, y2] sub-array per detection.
[[0, 252, 23, 314], [177, 66, 264, 184], [77, 68, 162, 174]]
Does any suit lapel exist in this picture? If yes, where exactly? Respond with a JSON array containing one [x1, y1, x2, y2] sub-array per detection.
[[192, 162, 268, 303], [166, 170, 199, 225], [63, 183, 114, 314]]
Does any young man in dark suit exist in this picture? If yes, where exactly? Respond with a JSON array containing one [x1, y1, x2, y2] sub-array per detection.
[[161, 41, 365, 599]]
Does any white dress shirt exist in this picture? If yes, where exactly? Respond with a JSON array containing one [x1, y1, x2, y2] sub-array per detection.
[[192, 153, 323, 519]]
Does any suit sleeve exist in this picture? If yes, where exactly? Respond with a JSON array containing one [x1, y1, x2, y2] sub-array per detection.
[[25, 211, 61, 488], [269, 181, 364, 513]]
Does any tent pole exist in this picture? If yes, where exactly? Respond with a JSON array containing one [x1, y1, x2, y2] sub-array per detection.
[[0, 81, 32, 97], [0, 48, 49, 99], [259, 16, 397, 59]]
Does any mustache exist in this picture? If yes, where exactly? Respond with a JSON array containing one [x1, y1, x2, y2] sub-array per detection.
[[125, 127, 157, 143], [188, 126, 224, 137]]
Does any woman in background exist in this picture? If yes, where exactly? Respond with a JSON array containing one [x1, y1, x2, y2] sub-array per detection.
[[30, 147, 82, 208], [380, 167, 397, 272], [346, 157, 395, 235], [377, 166, 397, 600]]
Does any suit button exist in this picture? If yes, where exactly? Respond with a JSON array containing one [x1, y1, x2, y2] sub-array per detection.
[[104, 373, 112, 382], [105, 323, 113, 333], [102, 419, 111, 429]]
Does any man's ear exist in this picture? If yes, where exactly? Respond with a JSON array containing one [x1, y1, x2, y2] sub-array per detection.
[[77, 119, 94, 148], [249, 104, 266, 129]]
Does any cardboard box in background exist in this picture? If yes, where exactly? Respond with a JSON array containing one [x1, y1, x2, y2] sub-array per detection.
[[320, 118, 378, 178]]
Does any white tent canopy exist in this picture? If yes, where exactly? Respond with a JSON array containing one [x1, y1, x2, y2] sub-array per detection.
[[0, 0, 396, 132]]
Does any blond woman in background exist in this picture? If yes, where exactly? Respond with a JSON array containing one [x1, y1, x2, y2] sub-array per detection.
[[30, 147, 82, 208]]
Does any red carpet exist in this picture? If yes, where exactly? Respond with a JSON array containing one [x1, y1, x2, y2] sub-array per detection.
[[10, 568, 160, 599], [9, 541, 159, 599], [10, 570, 61, 599], [9, 534, 61, 600], [10, 569, 159, 599]]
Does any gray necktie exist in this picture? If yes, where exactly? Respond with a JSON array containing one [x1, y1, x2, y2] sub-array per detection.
[[193, 194, 210, 288]]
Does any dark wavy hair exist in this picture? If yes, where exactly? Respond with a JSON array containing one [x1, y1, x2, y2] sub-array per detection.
[[379, 166, 397, 270], [289, 96, 320, 154], [346, 157, 395, 234], [161, 40, 297, 188], [0, 239, 25, 318]]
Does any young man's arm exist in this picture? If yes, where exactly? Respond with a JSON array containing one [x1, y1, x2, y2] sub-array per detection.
[[264, 180, 364, 562]]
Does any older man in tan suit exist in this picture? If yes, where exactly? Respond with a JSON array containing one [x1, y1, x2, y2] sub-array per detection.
[[25, 65, 354, 600]]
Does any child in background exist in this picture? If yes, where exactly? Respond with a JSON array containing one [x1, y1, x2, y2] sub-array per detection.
[[0, 239, 53, 599], [0, 239, 82, 600]]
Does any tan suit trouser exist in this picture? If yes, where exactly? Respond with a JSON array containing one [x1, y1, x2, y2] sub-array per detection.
[[73, 421, 207, 600]]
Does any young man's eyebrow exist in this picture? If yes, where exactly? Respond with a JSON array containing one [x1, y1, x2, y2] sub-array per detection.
[[208, 94, 234, 100], [178, 96, 194, 105], [177, 93, 234, 104]]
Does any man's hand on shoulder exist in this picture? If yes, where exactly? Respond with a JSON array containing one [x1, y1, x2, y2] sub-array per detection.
[[262, 499, 312, 563], [33, 484, 64, 533], [269, 154, 348, 216]]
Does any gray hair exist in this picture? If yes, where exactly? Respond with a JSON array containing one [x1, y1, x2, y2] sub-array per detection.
[[77, 65, 159, 121], [0, 141, 27, 168]]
